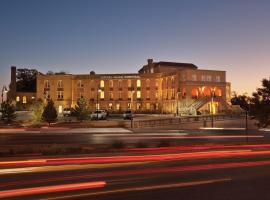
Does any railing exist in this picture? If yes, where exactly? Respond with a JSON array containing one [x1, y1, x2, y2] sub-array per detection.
[[132, 114, 244, 128]]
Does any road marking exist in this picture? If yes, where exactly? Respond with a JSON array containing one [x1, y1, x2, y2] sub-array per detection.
[[0, 181, 106, 199], [41, 178, 231, 200]]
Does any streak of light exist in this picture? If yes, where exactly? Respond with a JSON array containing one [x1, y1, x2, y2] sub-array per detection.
[[126, 143, 270, 151], [41, 178, 231, 200], [0, 150, 251, 168], [0, 181, 106, 199], [200, 127, 245, 130]]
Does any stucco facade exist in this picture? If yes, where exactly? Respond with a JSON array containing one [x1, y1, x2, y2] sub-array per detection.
[[35, 59, 231, 115]]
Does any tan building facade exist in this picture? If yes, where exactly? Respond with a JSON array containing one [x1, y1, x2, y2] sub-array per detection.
[[36, 59, 231, 115]]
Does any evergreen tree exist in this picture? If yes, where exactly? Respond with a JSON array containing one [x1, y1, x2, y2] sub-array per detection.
[[42, 99, 57, 126], [250, 78, 270, 128], [0, 101, 16, 123], [31, 99, 44, 122], [74, 98, 89, 121]]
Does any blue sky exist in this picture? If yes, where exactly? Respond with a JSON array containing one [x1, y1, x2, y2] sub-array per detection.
[[1, 0, 270, 95]]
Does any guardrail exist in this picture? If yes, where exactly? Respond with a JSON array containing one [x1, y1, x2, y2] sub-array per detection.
[[132, 114, 244, 128]]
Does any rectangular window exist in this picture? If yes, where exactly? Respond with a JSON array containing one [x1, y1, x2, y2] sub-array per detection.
[[136, 103, 141, 110], [118, 80, 122, 88], [116, 103, 120, 110], [44, 91, 50, 99], [146, 91, 150, 99], [216, 76, 221, 82], [137, 80, 141, 88], [109, 92, 113, 100], [201, 75, 206, 81], [44, 80, 50, 88], [191, 74, 197, 81], [109, 80, 113, 88], [57, 80, 63, 88], [137, 91, 141, 99], [77, 80, 84, 88], [100, 91, 104, 99], [119, 91, 122, 99], [57, 91, 64, 100], [206, 75, 212, 82], [155, 91, 159, 99], [146, 103, 150, 110], [108, 103, 113, 110], [172, 89, 175, 99]]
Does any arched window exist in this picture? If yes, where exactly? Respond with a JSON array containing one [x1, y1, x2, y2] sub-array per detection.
[[203, 87, 211, 96], [191, 88, 199, 98], [215, 89, 222, 97]]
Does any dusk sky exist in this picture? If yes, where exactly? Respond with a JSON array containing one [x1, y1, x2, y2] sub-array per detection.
[[1, 0, 270, 95]]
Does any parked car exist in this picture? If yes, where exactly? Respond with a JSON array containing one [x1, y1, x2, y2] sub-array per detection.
[[90, 110, 107, 120], [63, 108, 72, 117], [123, 110, 134, 120]]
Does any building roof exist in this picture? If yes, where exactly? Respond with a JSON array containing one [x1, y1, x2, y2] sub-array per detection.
[[155, 61, 198, 69]]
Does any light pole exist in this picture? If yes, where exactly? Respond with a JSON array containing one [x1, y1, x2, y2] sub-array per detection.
[[1, 85, 8, 104], [211, 90, 215, 128], [96, 87, 101, 118], [245, 98, 251, 142], [176, 88, 181, 116]]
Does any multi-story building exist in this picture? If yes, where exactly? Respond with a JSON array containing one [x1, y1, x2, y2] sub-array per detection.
[[34, 59, 231, 115]]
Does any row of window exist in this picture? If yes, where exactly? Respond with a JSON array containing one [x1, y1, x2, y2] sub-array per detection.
[[44, 79, 145, 89], [97, 102, 158, 110], [191, 75, 221, 82]]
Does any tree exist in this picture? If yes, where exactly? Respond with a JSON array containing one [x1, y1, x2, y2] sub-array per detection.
[[42, 100, 58, 126], [249, 78, 270, 128], [231, 93, 250, 111], [16, 68, 38, 92], [31, 99, 44, 122], [74, 98, 89, 121], [1, 101, 16, 123]]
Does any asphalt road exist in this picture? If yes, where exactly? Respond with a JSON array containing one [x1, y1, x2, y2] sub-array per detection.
[[2, 144, 270, 199], [0, 129, 266, 146]]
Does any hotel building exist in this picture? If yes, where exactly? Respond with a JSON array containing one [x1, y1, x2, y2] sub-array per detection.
[[12, 59, 231, 115]]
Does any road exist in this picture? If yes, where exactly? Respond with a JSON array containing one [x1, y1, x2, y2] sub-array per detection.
[[2, 143, 270, 199], [0, 128, 267, 146]]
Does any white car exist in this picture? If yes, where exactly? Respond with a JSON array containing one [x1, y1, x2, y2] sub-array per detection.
[[91, 110, 107, 120], [63, 108, 72, 117]]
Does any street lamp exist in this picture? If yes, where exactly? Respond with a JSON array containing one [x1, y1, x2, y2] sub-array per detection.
[[245, 98, 251, 142], [176, 88, 181, 116], [96, 87, 101, 119], [211, 90, 215, 128], [1, 85, 8, 103]]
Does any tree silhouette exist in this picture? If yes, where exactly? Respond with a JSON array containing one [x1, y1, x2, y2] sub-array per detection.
[[42, 100, 57, 126]]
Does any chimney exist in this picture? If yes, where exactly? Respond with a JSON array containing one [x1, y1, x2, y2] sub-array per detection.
[[9, 66, 17, 101], [147, 59, 153, 65]]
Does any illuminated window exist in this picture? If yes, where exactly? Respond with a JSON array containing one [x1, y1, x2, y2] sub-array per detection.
[[44, 91, 50, 99], [137, 91, 141, 99], [100, 80, 104, 88], [116, 103, 120, 110], [155, 91, 159, 99], [150, 68, 154, 73], [57, 80, 63, 88], [109, 80, 113, 88], [16, 96, 20, 102], [137, 80, 141, 88], [96, 103, 100, 110], [128, 91, 132, 99], [146, 103, 150, 110], [216, 76, 221, 82], [109, 103, 112, 110], [58, 105, 63, 113], [22, 96, 27, 104], [136, 103, 141, 110], [100, 91, 104, 99], [206, 75, 212, 82], [57, 91, 64, 100], [155, 79, 159, 88], [155, 103, 159, 110]]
